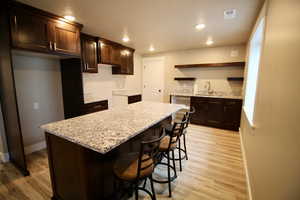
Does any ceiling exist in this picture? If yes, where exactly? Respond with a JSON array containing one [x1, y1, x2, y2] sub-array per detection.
[[18, 0, 264, 54]]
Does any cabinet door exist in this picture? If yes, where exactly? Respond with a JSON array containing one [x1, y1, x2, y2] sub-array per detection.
[[190, 97, 208, 125], [81, 34, 98, 73], [126, 50, 134, 75], [10, 9, 51, 53], [113, 48, 134, 75], [206, 99, 224, 127], [111, 45, 121, 65], [223, 99, 243, 130], [99, 41, 112, 64], [51, 21, 80, 56]]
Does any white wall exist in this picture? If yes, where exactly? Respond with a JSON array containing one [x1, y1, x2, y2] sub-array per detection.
[[82, 53, 143, 107], [143, 45, 246, 102], [240, 0, 300, 199], [12, 53, 65, 150]]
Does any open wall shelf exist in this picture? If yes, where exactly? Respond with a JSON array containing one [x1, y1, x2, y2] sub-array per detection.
[[175, 62, 245, 69], [174, 77, 196, 81]]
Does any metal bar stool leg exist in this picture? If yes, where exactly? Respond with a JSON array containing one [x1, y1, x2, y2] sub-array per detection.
[[150, 175, 157, 200], [183, 134, 188, 160], [167, 152, 172, 197], [135, 183, 139, 200], [172, 149, 177, 177], [178, 138, 182, 171]]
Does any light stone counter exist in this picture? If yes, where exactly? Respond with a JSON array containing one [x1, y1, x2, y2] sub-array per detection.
[[112, 89, 141, 97], [41, 101, 185, 154], [170, 93, 243, 100]]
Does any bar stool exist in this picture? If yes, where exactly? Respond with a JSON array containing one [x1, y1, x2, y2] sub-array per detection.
[[153, 118, 188, 197], [113, 130, 165, 200], [164, 107, 195, 171]]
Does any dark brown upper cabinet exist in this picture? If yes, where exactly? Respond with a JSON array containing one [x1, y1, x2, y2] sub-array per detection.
[[98, 39, 113, 65], [50, 21, 81, 55], [81, 33, 98, 73], [99, 38, 135, 75], [9, 2, 82, 56], [98, 39, 122, 66], [112, 47, 134, 75], [10, 7, 52, 53]]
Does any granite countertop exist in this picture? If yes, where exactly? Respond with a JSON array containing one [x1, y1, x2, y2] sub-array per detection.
[[170, 93, 243, 100], [112, 90, 141, 97], [41, 101, 185, 154]]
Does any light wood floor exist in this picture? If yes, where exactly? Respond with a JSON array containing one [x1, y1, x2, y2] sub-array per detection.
[[0, 125, 248, 200]]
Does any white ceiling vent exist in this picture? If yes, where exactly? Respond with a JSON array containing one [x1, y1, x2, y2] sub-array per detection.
[[224, 9, 237, 19]]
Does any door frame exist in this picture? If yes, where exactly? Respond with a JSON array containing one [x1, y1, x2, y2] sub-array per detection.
[[142, 56, 165, 102]]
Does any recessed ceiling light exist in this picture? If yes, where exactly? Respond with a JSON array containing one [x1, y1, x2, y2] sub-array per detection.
[[224, 9, 237, 19], [64, 15, 75, 21], [149, 46, 155, 52], [195, 24, 206, 30], [122, 36, 130, 43], [206, 40, 214, 45]]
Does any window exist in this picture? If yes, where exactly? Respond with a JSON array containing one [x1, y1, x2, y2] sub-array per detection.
[[244, 18, 265, 126]]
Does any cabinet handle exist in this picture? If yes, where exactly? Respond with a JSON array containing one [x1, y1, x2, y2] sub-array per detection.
[[14, 16, 17, 25], [94, 105, 103, 109], [49, 41, 52, 50], [53, 42, 57, 51]]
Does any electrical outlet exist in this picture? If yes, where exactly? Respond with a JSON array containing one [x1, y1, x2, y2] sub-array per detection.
[[230, 50, 239, 57], [33, 102, 39, 110]]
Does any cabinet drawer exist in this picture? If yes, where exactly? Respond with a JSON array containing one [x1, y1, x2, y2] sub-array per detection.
[[81, 100, 108, 115], [128, 95, 142, 104]]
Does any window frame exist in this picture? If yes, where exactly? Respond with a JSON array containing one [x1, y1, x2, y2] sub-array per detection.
[[243, 17, 266, 128]]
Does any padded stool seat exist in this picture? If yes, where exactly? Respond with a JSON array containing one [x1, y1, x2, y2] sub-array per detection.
[[114, 153, 154, 181], [159, 136, 177, 151]]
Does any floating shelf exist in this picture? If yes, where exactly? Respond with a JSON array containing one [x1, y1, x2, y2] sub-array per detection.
[[174, 77, 196, 81], [175, 62, 245, 69], [227, 77, 244, 81]]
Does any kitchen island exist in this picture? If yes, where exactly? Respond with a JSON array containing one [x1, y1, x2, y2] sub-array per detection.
[[41, 101, 185, 200]]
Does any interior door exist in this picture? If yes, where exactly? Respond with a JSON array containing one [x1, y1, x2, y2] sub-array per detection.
[[142, 57, 165, 102]]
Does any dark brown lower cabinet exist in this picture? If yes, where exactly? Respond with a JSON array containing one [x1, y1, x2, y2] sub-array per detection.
[[128, 94, 142, 104], [80, 100, 108, 115], [190, 97, 242, 131]]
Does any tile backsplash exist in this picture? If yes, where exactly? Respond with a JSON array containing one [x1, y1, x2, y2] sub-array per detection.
[[172, 78, 243, 96]]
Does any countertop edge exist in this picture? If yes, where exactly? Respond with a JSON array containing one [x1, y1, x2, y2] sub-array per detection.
[[170, 93, 243, 100]]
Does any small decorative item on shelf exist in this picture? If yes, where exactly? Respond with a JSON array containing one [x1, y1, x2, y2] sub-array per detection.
[[227, 77, 244, 81]]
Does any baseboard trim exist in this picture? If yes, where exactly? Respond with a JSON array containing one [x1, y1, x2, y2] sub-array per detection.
[[0, 152, 10, 163], [24, 140, 46, 155], [239, 129, 253, 200]]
